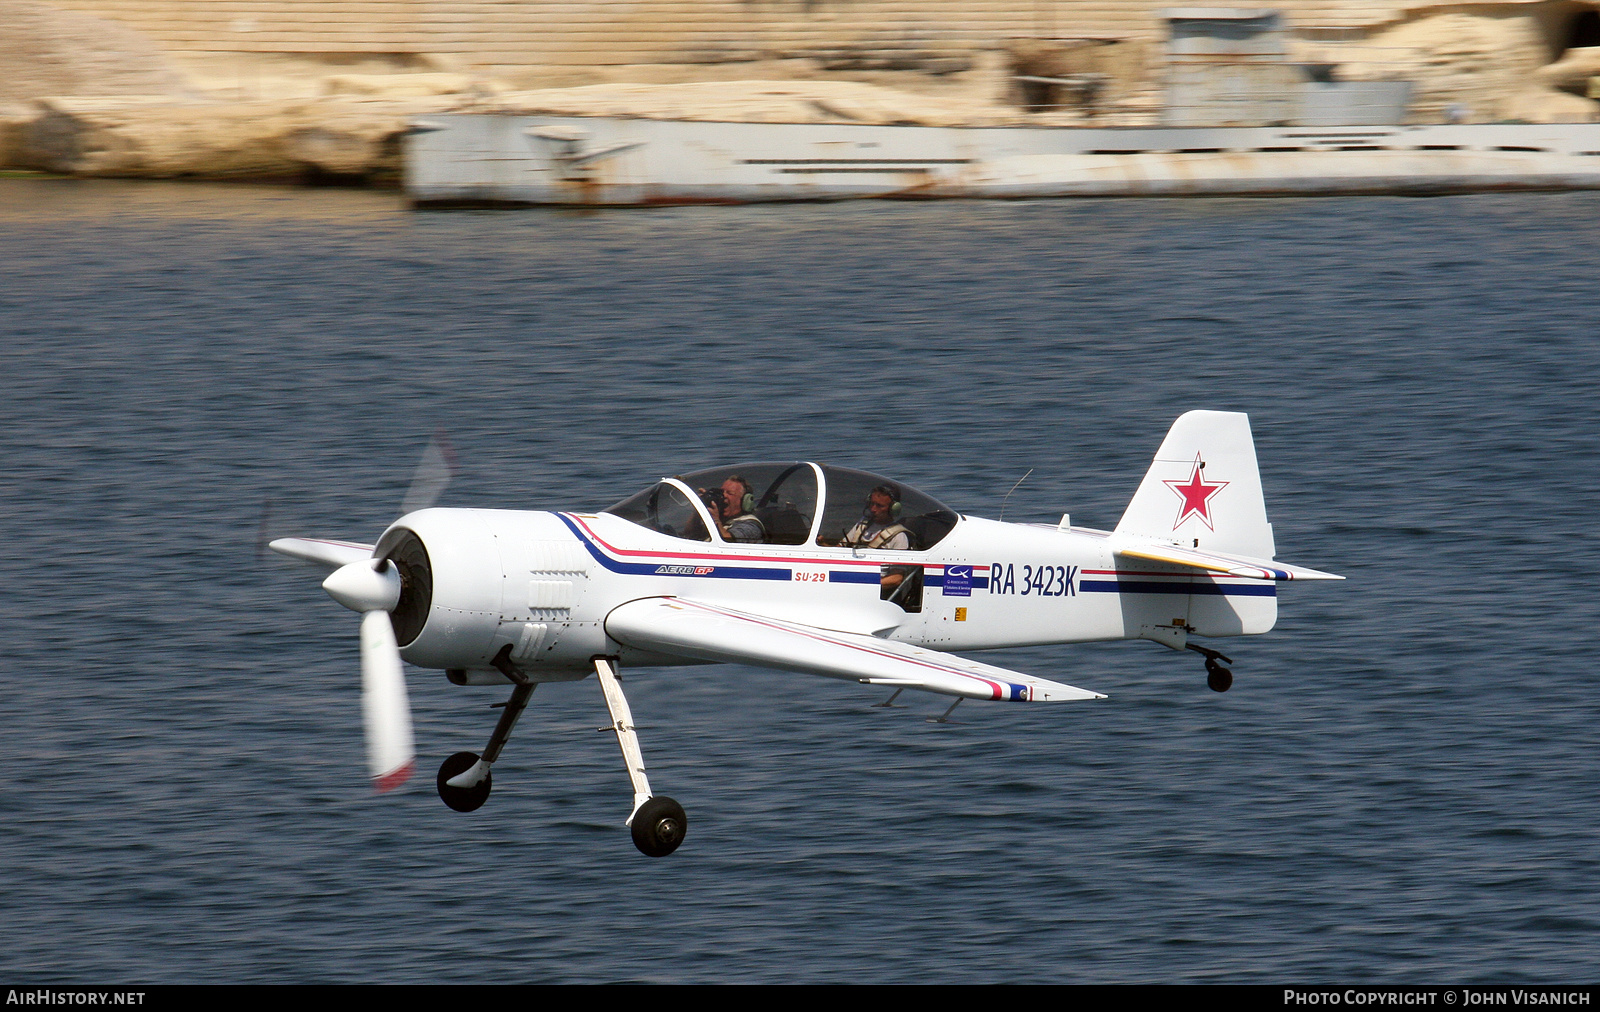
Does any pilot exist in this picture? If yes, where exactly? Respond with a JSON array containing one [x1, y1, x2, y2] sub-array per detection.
[[709, 475, 765, 544], [842, 485, 913, 551]]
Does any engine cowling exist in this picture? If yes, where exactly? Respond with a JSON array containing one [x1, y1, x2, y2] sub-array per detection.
[[373, 508, 596, 674]]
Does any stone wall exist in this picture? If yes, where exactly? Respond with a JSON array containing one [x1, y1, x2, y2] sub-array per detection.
[[1, 1, 187, 101], [36, 2, 1514, 70], [33, 2, 1600, 106]]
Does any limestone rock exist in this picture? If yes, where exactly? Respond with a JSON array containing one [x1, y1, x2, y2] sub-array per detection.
[[1303, 13, 1553, 123], [483, 79, 1016, 127], [1499, 87, 1599, 123], [16, 96, 460, 179], [1533, 46, 1600, 92], [0, 101, 37, 167], [279, 99, 460, 175], [323, 73, 505, 99]]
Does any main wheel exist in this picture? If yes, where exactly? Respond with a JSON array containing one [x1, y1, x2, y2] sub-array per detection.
[[630, 796, 688, 857], [437, 751, 492, 812], [1206, 663, 1233, 693]]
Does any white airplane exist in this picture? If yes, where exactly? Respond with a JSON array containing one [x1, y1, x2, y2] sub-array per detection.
[[272, 410, 1341, 856]]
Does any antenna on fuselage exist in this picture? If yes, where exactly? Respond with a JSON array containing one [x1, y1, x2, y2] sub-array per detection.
[[998, 468, 1034, 524]]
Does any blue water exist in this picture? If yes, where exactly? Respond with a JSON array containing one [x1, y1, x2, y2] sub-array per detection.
[[2, 179, 1597, 983]]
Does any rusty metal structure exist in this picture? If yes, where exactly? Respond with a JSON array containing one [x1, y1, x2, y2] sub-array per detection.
[[1163, 8, 1298, 125], [1162, 8, 1410, 126], [407, 114, 1600, 205]]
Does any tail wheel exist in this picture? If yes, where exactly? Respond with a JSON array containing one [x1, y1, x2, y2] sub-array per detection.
[[1205, 661, 1233, 693]]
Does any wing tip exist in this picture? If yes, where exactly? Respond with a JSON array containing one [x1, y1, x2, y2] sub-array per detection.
[[1032, 686, 1107, 701], [1280, 568, 1346, 582]]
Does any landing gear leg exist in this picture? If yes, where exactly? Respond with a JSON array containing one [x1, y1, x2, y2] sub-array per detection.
[[593, 657, 686, 857], [1186, 643, 1235, 693], [437, 646, 536, 812]]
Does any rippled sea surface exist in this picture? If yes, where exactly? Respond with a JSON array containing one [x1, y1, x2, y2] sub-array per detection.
[[2, 179, 1597, 983]]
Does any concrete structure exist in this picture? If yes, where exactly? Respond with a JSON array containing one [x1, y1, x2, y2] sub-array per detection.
[[406, 113, 1600, 204]]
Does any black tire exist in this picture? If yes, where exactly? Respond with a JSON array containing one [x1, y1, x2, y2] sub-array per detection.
[[437, 751, 492, 812], [630, 796, 688, 857], [1207, 665, 1233, 693]]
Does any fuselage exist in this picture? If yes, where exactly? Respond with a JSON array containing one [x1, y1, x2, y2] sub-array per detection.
[[384, 506, 1278, 683]]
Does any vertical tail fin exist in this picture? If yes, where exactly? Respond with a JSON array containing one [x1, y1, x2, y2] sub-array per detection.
[[1114, 411, 1275, 558]]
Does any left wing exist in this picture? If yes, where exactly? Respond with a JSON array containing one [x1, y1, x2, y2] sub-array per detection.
[[605, 597, 1105, 702]]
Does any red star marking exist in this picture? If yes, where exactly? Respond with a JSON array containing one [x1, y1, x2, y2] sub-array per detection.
[[1163, 454, 1228, 531]]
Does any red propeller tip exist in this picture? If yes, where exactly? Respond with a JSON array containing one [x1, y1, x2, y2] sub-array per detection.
[[373, 760, 415, 794]]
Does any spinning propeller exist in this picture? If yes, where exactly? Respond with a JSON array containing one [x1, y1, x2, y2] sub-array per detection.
[[323, 558, 415, 791], [281, 433, 455, 793]]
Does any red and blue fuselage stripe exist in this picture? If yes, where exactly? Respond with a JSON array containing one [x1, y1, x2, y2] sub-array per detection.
[[558, 516, 1266, 597], [558, 514, 970, 586]]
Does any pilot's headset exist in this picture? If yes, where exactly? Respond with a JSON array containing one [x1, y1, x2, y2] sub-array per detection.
[[867, 484, 903, 520]]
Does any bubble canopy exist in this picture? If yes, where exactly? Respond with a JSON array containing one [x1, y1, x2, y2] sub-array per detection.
[[603, 462, 959, 550]]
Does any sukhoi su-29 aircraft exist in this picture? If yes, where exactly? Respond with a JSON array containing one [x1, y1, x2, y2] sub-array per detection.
[[272, 410, 1341, 856]]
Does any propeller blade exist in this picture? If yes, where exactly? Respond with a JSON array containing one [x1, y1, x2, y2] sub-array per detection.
[[400, 431, 457, 515], [360, 609, 415, 793], [254, 498, 274, 563]]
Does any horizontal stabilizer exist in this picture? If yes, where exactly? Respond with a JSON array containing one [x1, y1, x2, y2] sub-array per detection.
[[606, 597, 1104, 702], [1114, 539, 1343, 581], [268, 537, 375, 570]]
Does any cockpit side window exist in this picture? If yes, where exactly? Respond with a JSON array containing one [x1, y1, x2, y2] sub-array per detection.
[[603, 481, 711, 542], [814, 465, 958, 551], [678, 462, 819, 546]]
